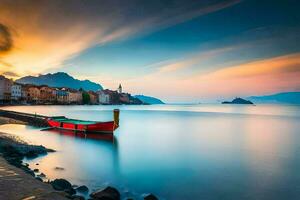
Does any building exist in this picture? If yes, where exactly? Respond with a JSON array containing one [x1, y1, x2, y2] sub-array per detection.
[[0, 75, 13, 103], [40, 86, 56, 103], [27, 85, 41, 103], [88, 91, 98, 104], [119, 93, 130, 104], [55, 88, 69, 104], [118, 84, 122, 93], [11, 83, 22, 101], [21, 85, 29, 102], [98, 89, 111, 104], [110, 90, 122, 104], [68, 89, 82, 104]]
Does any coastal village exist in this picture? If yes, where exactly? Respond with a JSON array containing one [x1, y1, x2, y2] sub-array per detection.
[[0, 75, 143, 105]]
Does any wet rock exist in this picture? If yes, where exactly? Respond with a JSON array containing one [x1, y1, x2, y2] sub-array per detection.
[[0, 135, 55, 175], [90, 186, 120, 200], [38, 172, 46, 177], [33, 168, 39, 172], [144, 194, 158, 200], [35, 177, 43, 182], [20, 165, 30, 171], [16, 144, 52, 158], [71, 195, 85, 200], [47, 148, 56, 152], [25, 150, 38, 158], [51, 178, 73, 191], [55, 166, 65, 170], [76, 185, 89, 193], [65, 187, 76, 195], [24, 169, 35, 177]]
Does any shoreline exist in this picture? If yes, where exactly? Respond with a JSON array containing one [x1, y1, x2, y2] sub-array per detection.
[[0, 116, 159, 200], [0, 117, 85, 199], [0, 117, 69, 199]]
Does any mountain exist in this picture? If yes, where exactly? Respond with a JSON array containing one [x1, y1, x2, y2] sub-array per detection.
[[16, 72, 103, 91], [247, 92, 300, 104], [222, 97, 254, 105], [134, 95, 164, 104]]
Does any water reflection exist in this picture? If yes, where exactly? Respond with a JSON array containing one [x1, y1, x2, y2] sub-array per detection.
[[0, 104, 300, 200], [46, 128, 115, 142]]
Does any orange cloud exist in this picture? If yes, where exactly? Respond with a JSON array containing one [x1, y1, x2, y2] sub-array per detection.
[[207, 53, 300, 79], [0, 0, 240, 78], [121, 53, 300, 101]]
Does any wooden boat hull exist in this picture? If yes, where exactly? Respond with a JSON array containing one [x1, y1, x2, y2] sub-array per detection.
[[46, 109, 120, 134], [47, 119, 117, 133]]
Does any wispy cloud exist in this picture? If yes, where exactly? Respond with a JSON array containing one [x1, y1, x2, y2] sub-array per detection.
[[0, 0, 240, 78], [157, 46, 237, 74], [1, 71, 19, 78], [121, 53, 300, 102]]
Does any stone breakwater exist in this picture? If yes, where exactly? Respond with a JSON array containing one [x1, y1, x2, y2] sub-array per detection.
[[0, 109, 49, 127], [0, 115, 26, 126]]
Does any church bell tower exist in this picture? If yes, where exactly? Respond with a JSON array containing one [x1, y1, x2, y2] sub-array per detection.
[[118, 84, 122, 93]]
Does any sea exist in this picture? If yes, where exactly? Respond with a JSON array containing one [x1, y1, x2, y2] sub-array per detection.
[[1, 104, 300, 200]]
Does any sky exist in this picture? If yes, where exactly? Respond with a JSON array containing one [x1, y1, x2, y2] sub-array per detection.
[[0, 0, 300, 103]]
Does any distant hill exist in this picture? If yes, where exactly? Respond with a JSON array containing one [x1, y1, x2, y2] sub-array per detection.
[[247, 92, 300, 104], [16, 72, 103, 91], [222, 97, 254, 105], [134, 95, 164, 104]]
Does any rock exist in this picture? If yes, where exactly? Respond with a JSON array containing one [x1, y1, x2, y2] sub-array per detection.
[[20, 165, 30, 171], [51, 178, 73, 191], [64, 187, 76, 195], [144, 194, 158, 200], [35, 177, 43, 182], [55, 166, 65, 170], [25, 150, 39, 158], [25, 169, 35, 177], [47, 148, 56, 152], [38, 172, 46, 177], [76, 185, 89, 193], [36, 163, 39, 165], [33, 168, 39, 172], [90, 186, 120, 200], [71, 195, 85, 200]]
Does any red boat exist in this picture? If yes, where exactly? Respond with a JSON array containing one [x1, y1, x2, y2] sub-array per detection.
[[46, 109, 120, 134]]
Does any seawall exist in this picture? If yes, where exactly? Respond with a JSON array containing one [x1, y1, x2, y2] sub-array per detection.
[[0, 109, 49, 127]]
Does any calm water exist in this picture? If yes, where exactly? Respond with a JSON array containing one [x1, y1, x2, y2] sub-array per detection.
[[1, 104, 300, 200]]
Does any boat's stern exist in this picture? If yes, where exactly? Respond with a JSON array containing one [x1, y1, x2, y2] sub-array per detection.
[[113, 109, 120, 130]]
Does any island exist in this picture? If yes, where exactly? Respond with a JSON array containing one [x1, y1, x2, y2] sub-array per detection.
[[134, 95, 164, 104], [222, 97, 254, 105], [247, 92, 300, 104]]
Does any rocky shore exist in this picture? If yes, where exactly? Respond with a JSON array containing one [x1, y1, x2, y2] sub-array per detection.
[[0, 116, 159, 200], [0, 128, 68, 199]]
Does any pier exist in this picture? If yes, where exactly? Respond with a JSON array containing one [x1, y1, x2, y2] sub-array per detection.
[[0, 109, 51, 127]]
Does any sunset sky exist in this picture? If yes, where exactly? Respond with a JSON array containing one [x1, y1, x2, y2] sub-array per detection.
[[0, 0, 300, 102]]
